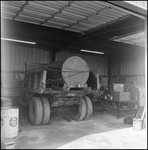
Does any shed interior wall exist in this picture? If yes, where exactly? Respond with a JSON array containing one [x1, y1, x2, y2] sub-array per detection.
[[1, 42, 51, 80], [1, 43, 108, 82], [56, 51, 108, 76], [110, 50, 145, 86]]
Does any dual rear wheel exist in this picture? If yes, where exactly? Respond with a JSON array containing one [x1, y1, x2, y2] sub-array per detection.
[[29, 96, 93, 126], [29, 97, 50, 126], [71, 96, 93, 121]]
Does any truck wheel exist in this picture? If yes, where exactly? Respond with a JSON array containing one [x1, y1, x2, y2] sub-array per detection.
[[40, 97, 50, 125], [29, 97, 42, 125], [72, 98, 87, 121], [83, 96, 93, 120]]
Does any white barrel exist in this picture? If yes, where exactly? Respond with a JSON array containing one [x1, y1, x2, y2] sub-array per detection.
[[1, 106, 19, 139]]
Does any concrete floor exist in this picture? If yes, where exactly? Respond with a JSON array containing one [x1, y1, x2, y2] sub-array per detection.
[[3, 105, 146, 149], [57, 127, 147, 149]]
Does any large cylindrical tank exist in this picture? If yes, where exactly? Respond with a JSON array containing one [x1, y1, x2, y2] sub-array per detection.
[[46, 56, 89, 88]]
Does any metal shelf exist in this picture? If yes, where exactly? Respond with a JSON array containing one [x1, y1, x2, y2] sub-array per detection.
[[104, 106, 137, 110], [100, 98, 138, 119]]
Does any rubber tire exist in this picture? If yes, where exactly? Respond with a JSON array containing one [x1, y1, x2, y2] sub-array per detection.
[[29, 97, 43, 125], [40, 97, 50, 125], [83, 96, 93, 120], [72, 97, 87, 121]]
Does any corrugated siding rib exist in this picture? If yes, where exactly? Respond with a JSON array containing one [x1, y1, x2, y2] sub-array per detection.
[[124, 76, 145, 86], [110, 59, 145, 76], [110, 60, 118, 76], [120, 60, 145, 75], [1, 43, 51, 71], [56, 51, 107, 76], [2, 1, 129, 33], [111, 77, 118, 83]]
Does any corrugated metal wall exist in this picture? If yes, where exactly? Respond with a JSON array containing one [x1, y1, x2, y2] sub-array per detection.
[[56, 51, 107, 76], [110, 59, 145, 76], [111, 77, 118, 83], [110, 60, 118, 76], [110, 58, 145, 85], [125, 76, 145, 85], [1, 42, 51, 80], [1, 43, 51, 71], [111, 76, 145, 85], [120, 59, 145, 75]]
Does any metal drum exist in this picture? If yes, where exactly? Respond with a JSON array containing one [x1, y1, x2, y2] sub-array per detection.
[[1, 106, 19, 139]]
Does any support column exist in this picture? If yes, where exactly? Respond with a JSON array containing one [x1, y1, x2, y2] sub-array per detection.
[[117, 57, 121, 83], [144, 20, 147, 131], [51, 51, 56, 62], [107, 54, 111, 85]]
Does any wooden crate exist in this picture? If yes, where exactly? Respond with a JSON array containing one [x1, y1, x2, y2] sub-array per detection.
[[124, 84, 131, 92], [113, 92, 131, 101], [110, 83, 124, 92]]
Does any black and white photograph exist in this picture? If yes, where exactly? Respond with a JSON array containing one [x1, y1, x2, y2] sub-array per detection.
[[1, 1, 147, 149]]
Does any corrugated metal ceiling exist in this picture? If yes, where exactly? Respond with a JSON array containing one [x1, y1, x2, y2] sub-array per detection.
[[113, 31, 145, 47], [1, 1, 145, 47], [2, 1, 130, 33]]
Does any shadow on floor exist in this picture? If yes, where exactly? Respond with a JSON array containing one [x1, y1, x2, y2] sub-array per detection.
[[8, 105, 144, 149]]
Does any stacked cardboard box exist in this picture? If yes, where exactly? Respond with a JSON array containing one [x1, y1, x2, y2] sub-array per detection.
[[110, 84, 145, 102], [110, 83, 124, 93], [131, 86, 145, 106], [124, 84, 131, 92], [110, 84, 131, 101], [113, 92, 131, 101], [130, 91, 139, 100]]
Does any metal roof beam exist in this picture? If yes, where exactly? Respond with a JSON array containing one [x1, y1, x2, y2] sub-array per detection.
[[91, 22, 144, 43], [107, 41, 145, 51], [53, 15, 141, 52], [75, 39, 144, 51], [13, 1, 30, 20], [82, 14, 131, 35], [2, 18, 78, 40], [40, 1, 73, 25]]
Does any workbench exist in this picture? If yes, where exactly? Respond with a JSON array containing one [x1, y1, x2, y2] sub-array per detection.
[[100, 99, 139, 119]]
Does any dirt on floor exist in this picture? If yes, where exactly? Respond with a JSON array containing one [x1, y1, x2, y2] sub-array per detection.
[[1, 104, 145, 149]]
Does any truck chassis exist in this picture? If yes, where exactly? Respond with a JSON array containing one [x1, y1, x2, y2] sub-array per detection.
[[22, 62, 99, 125]]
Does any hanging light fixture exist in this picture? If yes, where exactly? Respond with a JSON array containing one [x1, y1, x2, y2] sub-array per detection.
[[81, 49, 104, 54], [1, 38, 36, 45]]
